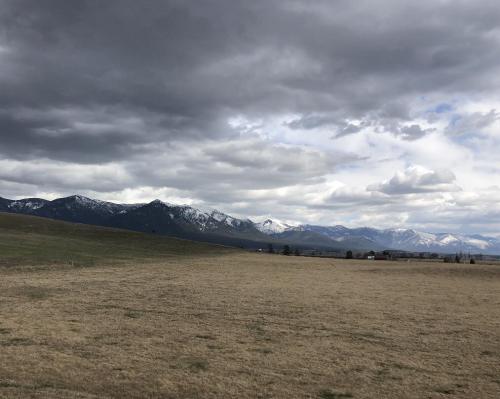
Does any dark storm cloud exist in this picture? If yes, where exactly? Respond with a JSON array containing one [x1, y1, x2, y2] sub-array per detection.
[[2, 0, 500, 159]]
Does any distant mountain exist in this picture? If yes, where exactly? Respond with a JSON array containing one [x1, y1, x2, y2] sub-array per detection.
[[255, 219, 294, 234], [272, 229, 383, 251], [35, 195, 132, 225], [262, 223, 500, 254], [239, 217, 500, 254], [1, 195, 499, 254], [105, 199, 266, 241], [4, 197, 49, 212], [0, 195, 278, 250]]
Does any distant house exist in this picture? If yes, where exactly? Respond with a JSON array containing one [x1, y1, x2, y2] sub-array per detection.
[[367, 255, 375, 260]]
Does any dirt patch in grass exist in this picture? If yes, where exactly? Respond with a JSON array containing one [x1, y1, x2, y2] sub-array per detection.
[[5, 285, 68, 300], [319, 389, 353, 399]]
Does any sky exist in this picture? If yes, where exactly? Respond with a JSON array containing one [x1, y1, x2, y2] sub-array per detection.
[[1, 0, 500, 235]]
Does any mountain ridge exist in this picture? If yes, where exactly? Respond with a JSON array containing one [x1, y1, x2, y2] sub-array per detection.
[[1, 195, 499, 254]]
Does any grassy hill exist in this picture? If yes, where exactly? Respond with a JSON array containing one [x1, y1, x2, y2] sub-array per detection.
[[0, 212, 233, 268]]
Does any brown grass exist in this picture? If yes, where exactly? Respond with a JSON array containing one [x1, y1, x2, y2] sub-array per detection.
[[1, 254, 499, 398]]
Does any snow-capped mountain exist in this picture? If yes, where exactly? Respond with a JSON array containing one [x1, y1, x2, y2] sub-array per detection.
[[1, 194, 499, 254], [255, 219, 294, 234], [271, 225, 500, 254], [6, 198, 49, 212], [130, 200, 257, 235], [0, 195, 266, 246], [378, 230, 498, 253], [250, 221, 500, 254]]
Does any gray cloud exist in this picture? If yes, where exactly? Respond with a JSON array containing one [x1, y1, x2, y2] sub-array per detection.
[[1, 0, 500, 160], [0, 137, 352, 196], [368, 166, 460, 195], [446, 110, 500, 136], [394, 124, 436, 141]]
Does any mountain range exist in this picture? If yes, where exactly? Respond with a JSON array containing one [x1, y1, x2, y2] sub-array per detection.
[[1, 195, 499, 255]]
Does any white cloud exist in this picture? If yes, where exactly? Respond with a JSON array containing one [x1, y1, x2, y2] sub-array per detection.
[[368, 165, 461, 194]]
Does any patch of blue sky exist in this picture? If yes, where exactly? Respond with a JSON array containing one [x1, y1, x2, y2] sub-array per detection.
[[428, 103, 453, 114], [448, 114, 462, 127], [449, 131, 481, 148]]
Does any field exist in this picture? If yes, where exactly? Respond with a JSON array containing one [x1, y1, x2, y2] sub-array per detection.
[[1, 213, 500, 398]]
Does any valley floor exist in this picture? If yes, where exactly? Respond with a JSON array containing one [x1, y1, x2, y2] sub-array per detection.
[[1, 255, 500, 398]]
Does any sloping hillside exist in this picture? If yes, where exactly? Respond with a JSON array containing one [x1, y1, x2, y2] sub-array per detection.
[[0, 212, 233, 268]]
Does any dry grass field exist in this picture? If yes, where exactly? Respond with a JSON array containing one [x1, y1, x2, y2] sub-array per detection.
[[1, 214, 500, 398]]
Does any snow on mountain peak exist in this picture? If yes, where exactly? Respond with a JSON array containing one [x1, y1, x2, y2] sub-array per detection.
[[255, 219, 294, 234], [8, 198, 47, 211], [209, 210, 243, 227], [68, 195, 97, 204], [149, 199, 178, 207], [146, 201, 249, 231]]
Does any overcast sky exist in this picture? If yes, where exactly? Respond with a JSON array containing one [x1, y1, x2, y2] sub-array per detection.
[[1, 0, 500, 235]]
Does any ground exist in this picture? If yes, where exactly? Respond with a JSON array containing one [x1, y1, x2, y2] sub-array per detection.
[[1, 213, 499, 398]]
